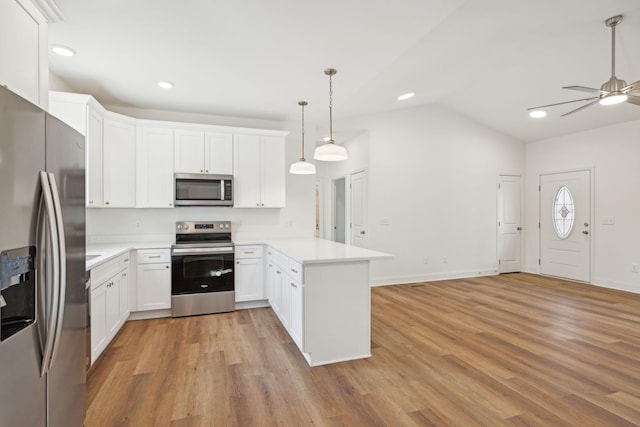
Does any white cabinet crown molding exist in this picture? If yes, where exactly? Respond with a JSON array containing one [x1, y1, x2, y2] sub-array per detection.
[[30, 0, 64, 22]]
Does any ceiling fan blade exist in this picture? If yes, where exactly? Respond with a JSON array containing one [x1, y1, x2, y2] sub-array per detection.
[[560, 99, 600, 117], [626, 95, 640, 106], [529, 96, 599, 110], [622, 79, 640, 93], [563, 85, 607, 95]]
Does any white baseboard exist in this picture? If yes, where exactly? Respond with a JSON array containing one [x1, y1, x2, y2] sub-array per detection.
[[235, 300, 270, 310], [592, 276, 640, 294], [371, 268, 499, 287], [128, 308, 171, 320]]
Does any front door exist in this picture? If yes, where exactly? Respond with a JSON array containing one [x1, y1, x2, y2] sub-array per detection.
[[539, 170, 591, 282], [497, 175, 521, 273]]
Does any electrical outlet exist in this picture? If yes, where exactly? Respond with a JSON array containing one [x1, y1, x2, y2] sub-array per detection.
[[135, 221, 142, 229], [632, 264, 639, 274], [443, 256, 448, 264], [423, 257, 428, 264]]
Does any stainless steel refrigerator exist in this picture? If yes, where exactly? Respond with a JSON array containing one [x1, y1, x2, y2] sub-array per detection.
[[0, 86, 86, 427]]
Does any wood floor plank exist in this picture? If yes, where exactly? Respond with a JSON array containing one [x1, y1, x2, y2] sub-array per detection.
[[86, 273, 640, 426]]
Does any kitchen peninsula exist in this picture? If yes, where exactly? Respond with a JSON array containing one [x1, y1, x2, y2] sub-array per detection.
[[87, 237, 391, 367]]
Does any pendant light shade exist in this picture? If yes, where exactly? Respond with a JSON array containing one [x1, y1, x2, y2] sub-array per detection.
[[313, 142, 348, 161], [290, 101, 316, 175], [314, 68, 348, 162]]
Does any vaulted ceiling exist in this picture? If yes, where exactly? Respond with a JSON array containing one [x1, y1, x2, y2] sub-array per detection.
[[48, 0, 640, 142]]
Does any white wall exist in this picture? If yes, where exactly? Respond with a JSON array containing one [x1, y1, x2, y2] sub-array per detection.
[[524, 119, 640, 294], [340, 105, 524, 285], [316, 131, 370, 242]]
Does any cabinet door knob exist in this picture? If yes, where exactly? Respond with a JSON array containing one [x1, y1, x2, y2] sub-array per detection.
[[200, 169, 204, 173], [105, 201, 110, 205], [165, 265, 169, 269], [169, 203, 173, 206], [237, 261, 240, 264]]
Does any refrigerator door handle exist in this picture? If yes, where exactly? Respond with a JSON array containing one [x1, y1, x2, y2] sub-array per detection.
[[36, 171, 61, 377], [47, 172, 67, 370]]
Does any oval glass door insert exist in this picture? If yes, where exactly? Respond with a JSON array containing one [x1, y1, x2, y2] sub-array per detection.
[[553, 186, 574, 239]]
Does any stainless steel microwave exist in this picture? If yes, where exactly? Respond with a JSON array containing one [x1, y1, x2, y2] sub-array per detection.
[[174, 173, 233, 206]]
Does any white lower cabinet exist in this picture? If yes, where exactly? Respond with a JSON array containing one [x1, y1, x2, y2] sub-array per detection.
[[266, 247, 303, 348], [90, 253, 130, 365], [235, 245, 264, 302], [136, 249, 171, 311]]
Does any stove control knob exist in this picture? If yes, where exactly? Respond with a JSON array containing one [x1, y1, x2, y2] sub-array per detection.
[[225, 224, 230, 229], [184, 224, 189, 230], [177, 224, 183, 230]]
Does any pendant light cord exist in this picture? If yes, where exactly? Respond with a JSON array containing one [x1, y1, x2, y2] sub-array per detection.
[[301, 101, 305, 159], [328, 72, 334, 143]]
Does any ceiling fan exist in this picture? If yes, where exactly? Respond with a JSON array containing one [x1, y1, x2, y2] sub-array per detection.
[[528, 15, 640, 117]]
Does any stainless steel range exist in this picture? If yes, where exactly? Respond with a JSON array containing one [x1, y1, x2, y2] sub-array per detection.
[[171, 221, 235, 317]]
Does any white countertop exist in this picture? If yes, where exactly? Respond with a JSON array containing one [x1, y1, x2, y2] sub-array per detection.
[[86, 241, 172, 270], [86, 237, 391, 270], [234, 237, 392, 264]]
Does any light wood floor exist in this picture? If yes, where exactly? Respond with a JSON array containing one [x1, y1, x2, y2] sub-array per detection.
[[86, 273, 640, 426]]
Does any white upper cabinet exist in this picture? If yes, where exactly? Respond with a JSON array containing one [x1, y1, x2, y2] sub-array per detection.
[[260, 135, 286, 208], [49, 92, 106, 207], [175, 129, 233, 174], [205, 132, 233, 174], [0, 0, 48, 108], [103, 114, 136, 207], [86, 106, 104, 207], [174, 129, 205, 173], [233, 133, 286, 208], [137, 126, 174, 208]]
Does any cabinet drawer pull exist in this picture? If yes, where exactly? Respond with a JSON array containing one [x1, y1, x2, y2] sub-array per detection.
[[276, 271, 281, 275], [122, 273, 126, 277], [243, 251, 255, 254], [291, 282, 297, 288], [149, 255, 161, 259], [123, 258, 129, 262], [291, 268, 298, 273]]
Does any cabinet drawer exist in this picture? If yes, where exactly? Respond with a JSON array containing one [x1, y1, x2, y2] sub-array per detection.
[[137, 248, 171, 264], [235, 245, 263, 259], [267, 247, 288, 270], [289, 259, 303, 283], [91, 253, 127, 287]]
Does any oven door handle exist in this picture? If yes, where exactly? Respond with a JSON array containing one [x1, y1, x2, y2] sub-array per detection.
[[211, 268, 233, 277], [171, 247, 235, 255]]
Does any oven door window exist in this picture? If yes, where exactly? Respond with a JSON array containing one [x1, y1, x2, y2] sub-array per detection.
[[172, 254, 234, 294]]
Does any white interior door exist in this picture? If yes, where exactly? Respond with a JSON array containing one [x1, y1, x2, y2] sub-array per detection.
[[497, 175, 521, 273], [350, 170, 368, 248], [539, 170, 591, 282], [332, 178, 346, 243]]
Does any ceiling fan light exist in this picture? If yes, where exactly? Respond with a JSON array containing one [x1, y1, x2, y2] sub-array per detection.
[[314, 142, 348, 161], [290, 159, 316, 175], [529, 110, 547, 118], [599, 93, 627, 105]]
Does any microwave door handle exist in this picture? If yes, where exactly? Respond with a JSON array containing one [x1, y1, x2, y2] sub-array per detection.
[[221, 179, 225, 201]]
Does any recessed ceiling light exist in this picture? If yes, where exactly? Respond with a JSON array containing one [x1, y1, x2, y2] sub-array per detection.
[[52, 45, 76, 57], [157, 81, 174, 89], [397, 92, 415, 101], [529, 109, 547, 118]]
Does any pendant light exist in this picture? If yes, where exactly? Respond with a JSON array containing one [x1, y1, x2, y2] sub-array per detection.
[[314, 68, 348, 161], [290, 101, 316, 175]]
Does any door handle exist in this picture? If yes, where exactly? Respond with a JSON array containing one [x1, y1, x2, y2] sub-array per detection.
[[582, 230, 589, 235], [517, 227, 522, 231], [360, 231, 366, 235]]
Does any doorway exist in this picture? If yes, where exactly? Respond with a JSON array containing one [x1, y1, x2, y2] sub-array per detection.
[[350, 170, 368, 248], [539, 169, 592, 282], [332, 177, 346, 243], [497, 175, 522, 273]]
